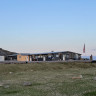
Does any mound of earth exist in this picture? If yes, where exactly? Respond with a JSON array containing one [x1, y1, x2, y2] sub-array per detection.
[[0, 48, 16, 56]]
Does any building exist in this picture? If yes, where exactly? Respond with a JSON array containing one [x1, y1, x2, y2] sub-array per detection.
[[8, 51, 81, 61], [0, 56, 5, 61]]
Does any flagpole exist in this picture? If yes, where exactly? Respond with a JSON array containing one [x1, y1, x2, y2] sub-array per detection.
[[83, 44, 86, 57]]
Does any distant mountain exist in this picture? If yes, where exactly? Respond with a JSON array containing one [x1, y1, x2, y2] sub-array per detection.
[[82, 56, 96, 60], [0, 48, 16, 56]]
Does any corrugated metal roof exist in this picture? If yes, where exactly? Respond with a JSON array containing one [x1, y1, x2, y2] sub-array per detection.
[[19, 51, 66, 55], [32, 51, 81, 55], [8, 51, 81, 56]]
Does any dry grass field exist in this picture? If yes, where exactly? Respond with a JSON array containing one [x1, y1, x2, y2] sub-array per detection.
[[0, 62, 96, 96]]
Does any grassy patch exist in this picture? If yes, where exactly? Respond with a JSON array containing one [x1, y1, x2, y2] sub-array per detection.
[[2, 90, 19, 95], [0, 62, 96, 96], [83, 91, 96, 96]]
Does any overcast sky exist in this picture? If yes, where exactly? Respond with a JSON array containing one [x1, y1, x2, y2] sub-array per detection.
[[0, 0, 96, 56]]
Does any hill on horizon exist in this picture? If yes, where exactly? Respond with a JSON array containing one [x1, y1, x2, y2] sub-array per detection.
[[0, 48, 16, 56], [82, 56, 96, 60]]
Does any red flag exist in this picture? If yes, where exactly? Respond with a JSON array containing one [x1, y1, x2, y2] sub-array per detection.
[[83, 44, 85, 53]]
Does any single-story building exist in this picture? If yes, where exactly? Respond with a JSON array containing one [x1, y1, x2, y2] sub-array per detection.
[[8, 51, 81, 61]]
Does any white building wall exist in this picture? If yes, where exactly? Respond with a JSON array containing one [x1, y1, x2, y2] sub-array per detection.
[[0, 56, 5, 61], [63, 55, 66, 61], [43, 56, 46, 61], [75, 54, 79, 60]]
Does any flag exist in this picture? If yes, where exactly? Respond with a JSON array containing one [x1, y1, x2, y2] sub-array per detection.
[[83, 44, 85, 53]]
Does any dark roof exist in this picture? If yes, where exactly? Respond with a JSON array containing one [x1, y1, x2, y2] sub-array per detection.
[[8, 51, 81, 56], [8, 54, 18, 56]]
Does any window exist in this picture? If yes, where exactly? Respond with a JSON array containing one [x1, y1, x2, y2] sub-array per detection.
[[56, 55, 59, 57], [48, 55, 52, 58]]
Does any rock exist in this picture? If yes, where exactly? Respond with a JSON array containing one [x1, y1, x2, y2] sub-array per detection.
[[4, 85, 10, 88], [72, 75, 83, 79], [94, 77, 96, 80], [79, 75, 83, 78], [23, 82, 32, 86], [9, 72, 13, 74], [0, 83, 3, 87]]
